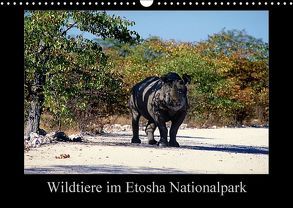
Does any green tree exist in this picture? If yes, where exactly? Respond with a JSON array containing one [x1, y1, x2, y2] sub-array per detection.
[[196, 29, 269, 124], [24, 11, 140, 135]]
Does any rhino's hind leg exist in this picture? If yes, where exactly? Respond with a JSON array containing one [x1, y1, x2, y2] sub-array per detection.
[[130, 110, 141, 144], [145, 121, 157, 145]]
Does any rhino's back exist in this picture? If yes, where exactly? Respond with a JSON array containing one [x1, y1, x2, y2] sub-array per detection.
[[131, 76, 161, 119]]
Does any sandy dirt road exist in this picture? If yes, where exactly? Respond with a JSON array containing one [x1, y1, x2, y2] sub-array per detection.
[[24, 128, 269, 174]]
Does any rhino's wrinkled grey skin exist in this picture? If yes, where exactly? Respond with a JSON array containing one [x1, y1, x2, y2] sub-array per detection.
[[129, 72, 191, 147]]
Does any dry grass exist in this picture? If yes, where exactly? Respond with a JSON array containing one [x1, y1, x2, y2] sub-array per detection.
[[39, 113, 80, 135], [40, 113, 133, 135], [106, 115, 131, 125], [39, 111, 268, 136]]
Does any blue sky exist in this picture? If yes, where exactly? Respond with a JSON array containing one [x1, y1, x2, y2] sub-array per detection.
[[108, 11, 268, 43], [79, 11, 268, 43]]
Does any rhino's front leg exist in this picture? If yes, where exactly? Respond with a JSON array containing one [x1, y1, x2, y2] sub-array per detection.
[[169, 111, 186, 147]]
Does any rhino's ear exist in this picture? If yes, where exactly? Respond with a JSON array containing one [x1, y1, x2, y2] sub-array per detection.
[[161, 74, 172, 83], [182, 74, 191, 84]]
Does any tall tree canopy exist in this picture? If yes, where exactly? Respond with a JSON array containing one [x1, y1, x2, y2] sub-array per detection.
[[24, 11, 140, 135]]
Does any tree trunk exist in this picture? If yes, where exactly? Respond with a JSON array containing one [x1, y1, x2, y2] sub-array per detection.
[[24, 69, 45, 136], [25, 99, 42, 136], [25, 41, 49, 136]]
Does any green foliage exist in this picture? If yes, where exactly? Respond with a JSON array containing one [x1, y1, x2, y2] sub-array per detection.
[[25, 10, 268, 130], [106, 30, 269, 126], [24, 11, 140, 131]]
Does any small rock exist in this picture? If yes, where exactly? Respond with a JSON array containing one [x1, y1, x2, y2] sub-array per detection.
[[31, 137, 42, 148], [38, 129, 47, 136], [72, 137, 82, 142], [53, 131, 69, 142], [55, 154, 70, 159], [43, 136, 53, 144], [29, 132, 39, 140], [69, 134, 83, 142]]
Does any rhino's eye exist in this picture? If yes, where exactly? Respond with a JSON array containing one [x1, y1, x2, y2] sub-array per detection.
[[178, 89, 184, 94]]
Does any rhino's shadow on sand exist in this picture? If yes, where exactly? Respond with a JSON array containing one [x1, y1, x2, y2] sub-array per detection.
[[90, 133, 268, 155], [101, 133, 214, 140], [180, 145, 268, 155]]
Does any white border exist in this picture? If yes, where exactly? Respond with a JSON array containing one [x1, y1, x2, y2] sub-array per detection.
[[0, 1, 292, 6]]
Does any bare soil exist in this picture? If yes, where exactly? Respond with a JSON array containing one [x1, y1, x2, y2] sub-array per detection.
[[24, 127, 268, 174]]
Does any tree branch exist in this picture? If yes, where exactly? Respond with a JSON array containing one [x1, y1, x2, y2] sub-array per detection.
[[61, 22, 78, 36], [37, 22, 77, 57]]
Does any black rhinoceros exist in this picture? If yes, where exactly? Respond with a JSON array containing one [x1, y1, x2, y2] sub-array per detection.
[[129, 72, 191, 147]]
